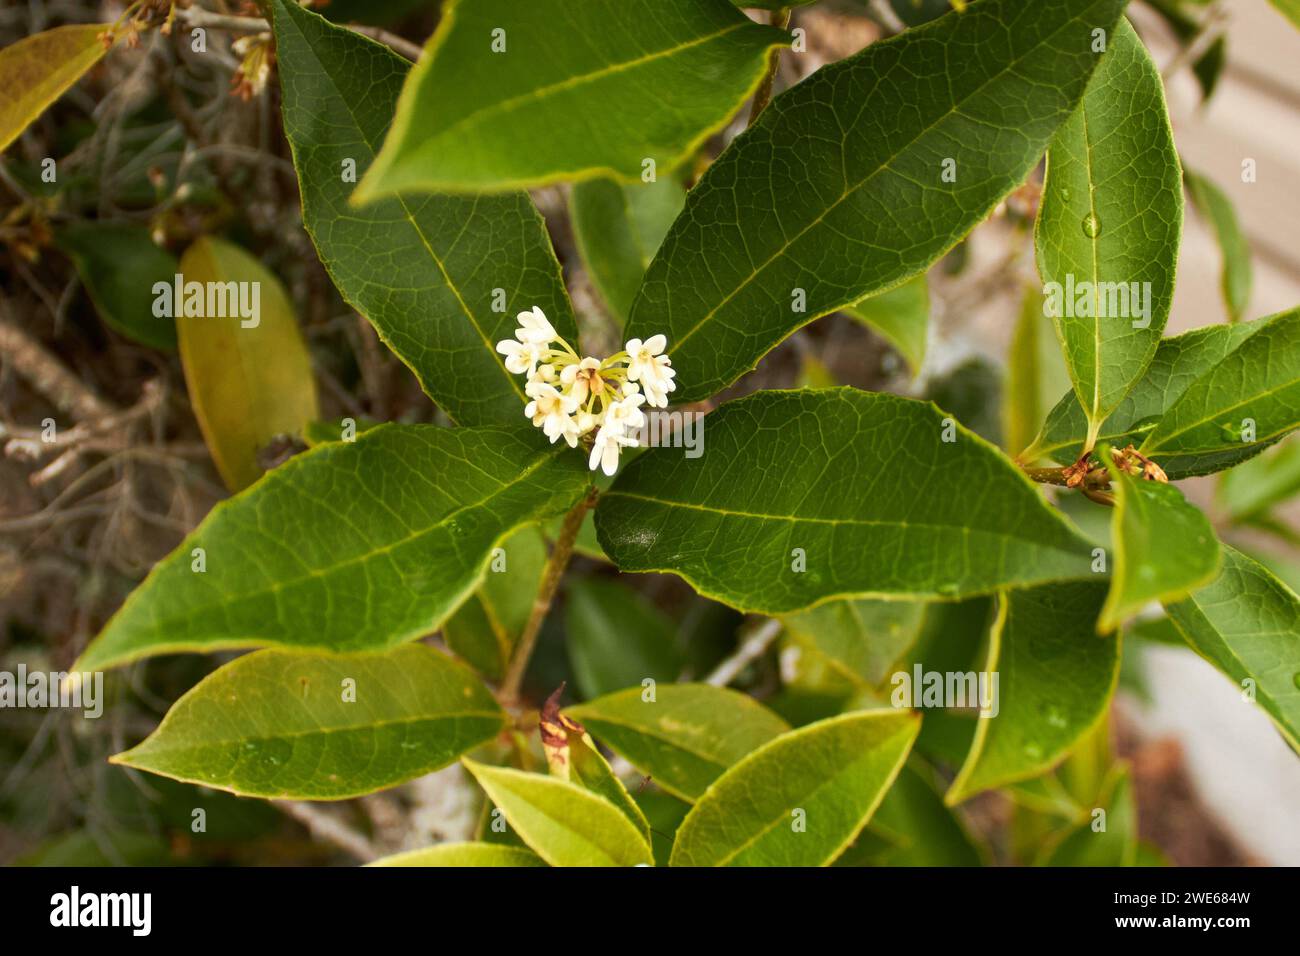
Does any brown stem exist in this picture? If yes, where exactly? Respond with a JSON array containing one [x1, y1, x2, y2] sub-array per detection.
[[500, 487, 597, 704], [748, 8, 791, 124]]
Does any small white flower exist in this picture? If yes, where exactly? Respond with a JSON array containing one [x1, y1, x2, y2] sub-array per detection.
[[605, 390, 646, 437], [560, 356, 605, 405], [515, 306, 557, 345], [589, 425, 637, 477], [524, 383, 579, 447], [575, 410, 598, 436], [497, 338, 545, 376], [625, 334, 676, 408]]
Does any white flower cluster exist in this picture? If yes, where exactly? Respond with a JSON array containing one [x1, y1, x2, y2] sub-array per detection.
[[497, 307, 676, 476]]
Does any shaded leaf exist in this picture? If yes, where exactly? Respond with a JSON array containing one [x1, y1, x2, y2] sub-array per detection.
[[1007, 284, 1071, 458], [947, 582, 1118, 802], [1041, 763, 1136, 865], [781, 598, 926, 690], [356, 0, 787, 196], [1165, 545, 1300, 749], [1218, 435, 1300, 523], [843, 274, 929, 373], [1185, 168, 1252, 323], [271, 0, 577, 425], [571, 176, 686, 322], [57, 223, 177, 349], [111, 645, 505, 800], [565, 578, 682, 699], [567, 684, 789, 802], [75, 424, 589, 671], [1036, 18, 1182, 436], [669, 710, 919, 866], [596, 388, 1096, 614], [842, 762, 984, 866], [444, 525, 547, 680], [626, 0, 1127, 402], [462, 760, 652, 866], [176, 237, 318, 491]]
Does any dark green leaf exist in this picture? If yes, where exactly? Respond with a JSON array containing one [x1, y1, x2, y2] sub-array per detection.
[[626, 0, 1127, 402], [1185, 168, 1252, 323], [57, 223, 177, 349], [565, 578, 682, 699]]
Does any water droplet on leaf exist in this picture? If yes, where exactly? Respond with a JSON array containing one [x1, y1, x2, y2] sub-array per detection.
[[1082, 214, 1101, 238]]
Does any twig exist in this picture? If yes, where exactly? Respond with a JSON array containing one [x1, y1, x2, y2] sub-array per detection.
[[273, 800, 376, 862], [500, 487, 598, 704], [0, 304, 115, 420], [705, 617, 783, 687], [175, 6, 425, 61], [749, 8, 792, 124]]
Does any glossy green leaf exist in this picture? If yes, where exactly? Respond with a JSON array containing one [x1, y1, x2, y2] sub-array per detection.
[[843, 274, 929, 374], [0, 24, 109, 154], [355, 0, 787, 196], [1041, 763, 1136, 865], [567, 684, 790, 802], [75, 424, 589, 672], [571, 176, 686, 322], [462, 760, 652, 866], [368, 843, 545, 867], [1007, 284, 1071, 458], [1165, 546, 1300, 749], [1185, 168, 1252, 323], [1219, 436, 1300, 522], [559, 725, 652, 846], [947, 582, 1118, 802], [444, 525, 547, 680], [1100, 451, 1220, 632], [111, 645, 506, 800], [596, 388, 1096, 614], [176, 237, 319, 492], [565, 578, 682, 700], [670, 710, 920, 866], [271, 0, 577, 426], [626, 0, 1126, 403], [1036, 18, 1182, 438], [1024, 321, 1261, 474], [57, 223, 177, 349], [781, 599, 926, 690], [1139, 308, 1300, 476]]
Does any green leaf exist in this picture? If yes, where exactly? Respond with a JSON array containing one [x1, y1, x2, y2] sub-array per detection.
[[75, 424, 589, 672], [596, 388, 1096, 614], [57, 223, 177, 349], [626, 0, 1126, 403], [887, 0, 960, 27], [270, 0, 577, 426], [176, 237, 319, 492], [571, 176, 686, 322], [368, 843, 545, 867], [843, 274, 929, 373], [1268, 0, 1300, 31], [669, 710, 919, 866], [355, 0, 787, 197], [1219, 436, 1300, 523], [1140, 308, 1300, 476], [1035, 18, 1182, 437], [558, 724, 652, 847], [1185, 168, 1252, 323], [946, 582, 1118, 803], [0, 24, 110, 154], [1165, 545, 1300, 749], [462, 760, 652, 866], [565, 578, 682, 699], [1099, 450, 1221, 632], [567, 684, 790, 802], [1007, 284, 1071, 458], [1041, 763, 1137, 865], [781, 599, 927, 690], [443, 525, 547, 680], [1145, 0, 1225, 102], [844, 762, 984, 866], [111, 645, 506, 800], [1025, 320, 1262, 475]]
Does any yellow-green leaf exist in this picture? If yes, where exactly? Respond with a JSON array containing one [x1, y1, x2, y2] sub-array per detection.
[[367, 843, 545, 867], [0, 24, 110, 154], [176, 237, 318, 491]]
